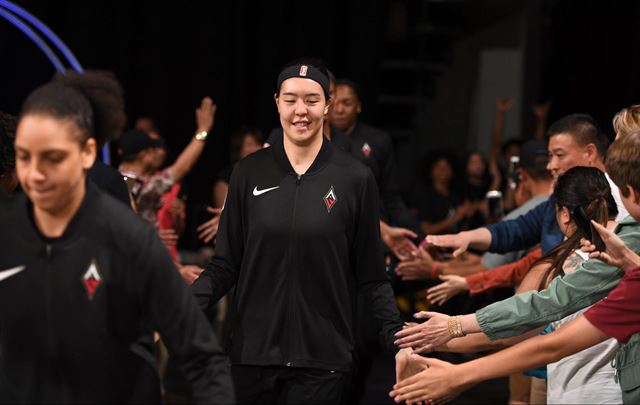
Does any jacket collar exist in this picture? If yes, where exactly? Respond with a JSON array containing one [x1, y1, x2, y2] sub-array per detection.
[[271, 132, 332, 176], [19, 179, 100, 244]]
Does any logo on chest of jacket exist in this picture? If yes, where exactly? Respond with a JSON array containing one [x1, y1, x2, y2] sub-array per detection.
[[82, 259, 103, 301], [361, 142, 372, 158], [324, 186, 338, 213]]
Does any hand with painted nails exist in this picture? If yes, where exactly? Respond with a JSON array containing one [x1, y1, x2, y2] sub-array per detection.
[[390, 355, 462, 404], [394, 311, 451, 353]]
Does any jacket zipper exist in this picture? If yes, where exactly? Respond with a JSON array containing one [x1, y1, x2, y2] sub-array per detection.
[[45, 244, 55, 353], [44, 243, 59, 395], [284, 173, 302, 367]]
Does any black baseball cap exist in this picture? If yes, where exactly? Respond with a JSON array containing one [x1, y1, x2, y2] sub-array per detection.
[[118, 129, 163, 162], [520, 139, 548, 169]]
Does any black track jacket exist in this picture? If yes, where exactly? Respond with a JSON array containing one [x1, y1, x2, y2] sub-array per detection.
[[0, 182, 233, 404], [192, 136, 403, 372]]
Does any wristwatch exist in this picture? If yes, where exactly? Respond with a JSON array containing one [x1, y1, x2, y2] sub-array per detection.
[[195, 130, 208, 141]]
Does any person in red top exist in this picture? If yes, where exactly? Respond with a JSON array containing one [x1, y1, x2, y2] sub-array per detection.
[[426, 248, 542, 305], [583, 266, 640, 344]]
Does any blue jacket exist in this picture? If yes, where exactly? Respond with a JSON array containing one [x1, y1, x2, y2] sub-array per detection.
[[484, 196, 563, 255]]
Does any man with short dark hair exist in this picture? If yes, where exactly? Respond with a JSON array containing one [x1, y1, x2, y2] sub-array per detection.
[[427, 113, 628, 259]]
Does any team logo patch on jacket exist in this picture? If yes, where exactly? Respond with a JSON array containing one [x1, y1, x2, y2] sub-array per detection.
[[324, 186, 338, 213], [82, 260, 102, 300], [362, 142, 372, 158]]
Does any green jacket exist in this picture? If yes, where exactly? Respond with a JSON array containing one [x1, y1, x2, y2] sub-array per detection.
[[476, 216, 640, 340], [615, 333, 640, 404]]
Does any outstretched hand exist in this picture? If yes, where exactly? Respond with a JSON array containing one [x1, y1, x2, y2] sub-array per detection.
[[390, 355, 461, 404], [394, 311, 452, 353], [158, 227, 178, 251], [197, 206, 222, 243], [196, 97, 217, 133], [581, 220, 640, 272], [532, 100, 552, 119], [395, 247, 437, 281], [427, 275, 469, 306], [395, 348, 423, 383], [382, 225, 418, 261], [425, 233, 469, 258], [496, 97, 514, 113], [178, 264, 204, 285]]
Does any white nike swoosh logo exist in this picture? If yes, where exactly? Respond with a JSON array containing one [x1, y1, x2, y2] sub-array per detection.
[[253, 186, 279, 196], [0, 265, 25, 282]]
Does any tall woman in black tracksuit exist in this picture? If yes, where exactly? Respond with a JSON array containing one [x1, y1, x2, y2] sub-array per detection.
[[0, 71, 233, 404], [192, 63, 410, 403]]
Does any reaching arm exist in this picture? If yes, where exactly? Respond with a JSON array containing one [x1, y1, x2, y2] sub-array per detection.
[[490, 97, 513, 163], [465, 248, 542, 295], [191, 164, 245, 315], [380, 220, 418, 261], [475, 220, 640, 340], [390, 315, 608, 404], [135, 221, 234, 403], [532, 100, 552, 140], [355, 171, 404, 351], [169, 97, 216, 182], [426, 227, 493, 257], [213, 180, 228, 209]]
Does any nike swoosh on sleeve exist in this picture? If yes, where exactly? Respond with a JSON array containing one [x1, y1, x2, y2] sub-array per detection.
[[0, 265, 26, 282]]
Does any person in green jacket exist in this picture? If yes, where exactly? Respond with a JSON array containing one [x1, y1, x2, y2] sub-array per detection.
[[390, 131, 640, 404]]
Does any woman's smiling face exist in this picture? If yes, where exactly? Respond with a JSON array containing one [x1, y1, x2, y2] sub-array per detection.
[[276, 77, 329, 147]]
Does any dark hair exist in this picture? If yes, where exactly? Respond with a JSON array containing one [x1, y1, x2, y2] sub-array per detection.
[[501, 138, 522, 156], [20, 70, 126, 147], [606, 131, 640, 198], [421, 149, 457, 185], [465, 150, 488, 173], [522, 157, 553, 182], [0, 112, 17, 178], [535, 166, 617, 289], [335, 78, 362, 101], [547, 114, 610, 159], [229, 126, 263, 164]]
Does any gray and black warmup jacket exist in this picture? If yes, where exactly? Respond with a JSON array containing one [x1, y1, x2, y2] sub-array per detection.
[[192, 136, 403, 372], [0, 182, 233, 404]]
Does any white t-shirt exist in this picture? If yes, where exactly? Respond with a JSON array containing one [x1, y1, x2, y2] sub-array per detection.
[[606, 172, 630, 222], [546, 250, 622, 404]]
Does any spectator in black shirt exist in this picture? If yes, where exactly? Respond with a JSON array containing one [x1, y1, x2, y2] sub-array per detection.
[[413, 150, 471, 235]]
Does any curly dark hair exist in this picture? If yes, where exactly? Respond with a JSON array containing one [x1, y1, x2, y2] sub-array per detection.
[[0, 111, 17, 177], [21, 70, 126, 147]]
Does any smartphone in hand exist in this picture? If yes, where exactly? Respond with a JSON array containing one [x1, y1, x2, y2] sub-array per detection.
[[571, 206, 606, 252]]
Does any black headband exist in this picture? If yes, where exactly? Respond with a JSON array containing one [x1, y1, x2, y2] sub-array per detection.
[[276, 64, 330, 97]]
